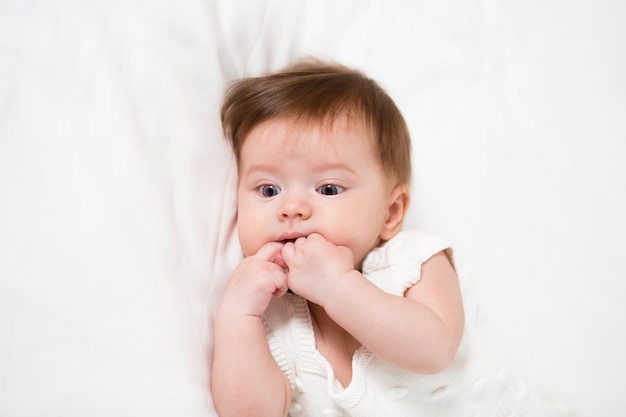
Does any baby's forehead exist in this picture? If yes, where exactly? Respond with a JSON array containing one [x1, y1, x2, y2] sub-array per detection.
[[242, 116, 384, 170], [258, 114, 376, 144]]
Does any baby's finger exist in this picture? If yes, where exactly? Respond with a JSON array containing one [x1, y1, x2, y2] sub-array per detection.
[[306, 232, 325, 241], [281, 241, 296, 264], [273, 281, 289, 298], [255, 241, 285, 262], [273, 251, 287, 269]]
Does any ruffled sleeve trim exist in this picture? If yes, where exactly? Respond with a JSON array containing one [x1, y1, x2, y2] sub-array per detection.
[[361, 229, 453, 296]]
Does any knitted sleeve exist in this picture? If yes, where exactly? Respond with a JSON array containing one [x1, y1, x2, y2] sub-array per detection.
[[361, 229, 453, 296]]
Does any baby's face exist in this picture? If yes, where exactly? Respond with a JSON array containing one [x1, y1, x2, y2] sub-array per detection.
[[236, 116, 397, 268]]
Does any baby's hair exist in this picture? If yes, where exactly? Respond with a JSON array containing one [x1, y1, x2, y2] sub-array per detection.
[[221, 59, 412, 186]]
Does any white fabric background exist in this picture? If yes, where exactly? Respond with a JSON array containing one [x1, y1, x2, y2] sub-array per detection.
[[1, 1, 624, 416]]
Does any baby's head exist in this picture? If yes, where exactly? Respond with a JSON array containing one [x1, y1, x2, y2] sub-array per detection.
[[221, 60, 412, 263], [221, 59, 412, 188]]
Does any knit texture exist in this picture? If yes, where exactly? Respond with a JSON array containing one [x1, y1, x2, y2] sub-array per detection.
[[262, 230, 573, 417]]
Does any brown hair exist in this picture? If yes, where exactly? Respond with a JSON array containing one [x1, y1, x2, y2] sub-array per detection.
[[221, 59, 412, 185]]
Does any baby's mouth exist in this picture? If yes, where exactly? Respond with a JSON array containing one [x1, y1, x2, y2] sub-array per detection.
[[277, 232, 313, 244], [277, 234, 307, 244]]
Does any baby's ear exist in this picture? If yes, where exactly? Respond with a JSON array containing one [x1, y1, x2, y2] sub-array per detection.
[[380, 185, 410, 241]]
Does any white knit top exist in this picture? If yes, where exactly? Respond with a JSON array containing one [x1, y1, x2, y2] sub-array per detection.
[[262, 230, 573, 417]]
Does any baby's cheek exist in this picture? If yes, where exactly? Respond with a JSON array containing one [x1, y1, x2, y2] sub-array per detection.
[[238, 234, 261, 258], [237, 220, 262, 256]]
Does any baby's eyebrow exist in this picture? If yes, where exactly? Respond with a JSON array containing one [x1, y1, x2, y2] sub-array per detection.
[[240, 163, 278, 176], [243, 161, 355, 173], [310, 161, 357, 174]]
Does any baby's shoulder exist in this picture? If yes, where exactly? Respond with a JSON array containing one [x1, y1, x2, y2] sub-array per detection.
[[361, 229, 453, 296], [367, 229, 451, 269]]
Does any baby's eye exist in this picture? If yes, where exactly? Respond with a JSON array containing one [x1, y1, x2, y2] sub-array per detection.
[[258, 184, 281, 198], [317, 184, 344, 196]]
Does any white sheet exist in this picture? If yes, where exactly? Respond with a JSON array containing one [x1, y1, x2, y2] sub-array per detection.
[[1, 1, 624, 416]]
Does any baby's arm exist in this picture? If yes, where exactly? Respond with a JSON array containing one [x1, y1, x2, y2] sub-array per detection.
[[338, 250, 464, 373], [211, 242, 292, 417], [283, 234, 464, 374]]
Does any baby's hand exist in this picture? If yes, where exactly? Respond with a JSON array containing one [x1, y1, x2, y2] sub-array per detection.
[[221, 242, 288, 317], [281, 233, 355, 306]]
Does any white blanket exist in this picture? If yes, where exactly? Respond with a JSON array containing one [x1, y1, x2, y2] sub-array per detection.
[[1, 1, 624, 416]]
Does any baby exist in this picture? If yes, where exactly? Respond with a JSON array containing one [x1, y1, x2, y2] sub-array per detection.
[[211, 60, 573, 417]]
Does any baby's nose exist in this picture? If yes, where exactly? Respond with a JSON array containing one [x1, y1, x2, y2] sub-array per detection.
[[278, 196, 312, 220]]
